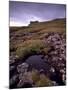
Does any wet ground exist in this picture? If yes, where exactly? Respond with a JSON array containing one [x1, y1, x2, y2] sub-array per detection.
[[25, 55, 50, 72]]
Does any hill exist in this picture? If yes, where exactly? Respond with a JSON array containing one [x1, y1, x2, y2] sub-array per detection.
[[10, 18, 66, 52], [10, 18, 66, 88]]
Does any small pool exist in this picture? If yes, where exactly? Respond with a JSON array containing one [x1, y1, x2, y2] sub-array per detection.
[[25, 55, 50, 73]]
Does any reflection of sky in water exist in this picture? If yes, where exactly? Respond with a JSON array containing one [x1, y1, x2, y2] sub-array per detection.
[[26, 55, 50, 71], [9, 1, 66, 26]]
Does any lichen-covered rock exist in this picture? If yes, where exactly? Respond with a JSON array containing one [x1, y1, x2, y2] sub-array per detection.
[[17, 63, 29, 73], [17, 71, 33, 88]]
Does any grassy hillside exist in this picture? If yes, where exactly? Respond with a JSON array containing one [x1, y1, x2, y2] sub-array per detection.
[[10, 18, 66, 57]]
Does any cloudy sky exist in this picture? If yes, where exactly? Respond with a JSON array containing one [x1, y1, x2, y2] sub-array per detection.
[[9, 1, 66, 26]]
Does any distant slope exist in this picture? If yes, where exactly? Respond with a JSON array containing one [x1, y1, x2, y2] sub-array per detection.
[[10, 18, 66, 33], [10, 18, 66, 51]]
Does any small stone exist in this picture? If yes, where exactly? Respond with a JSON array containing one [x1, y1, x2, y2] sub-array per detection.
[[60, 69, 65, 74], [59, 58, 62, 61], [62, 74, 66, 83], [15, 55, 19, 59], [50, 67, 55, 73], [52, 81, 57, 86], [39, 69, 44, 74], [10, 59, 15, 65], [17, 80, 24, 88], [10, 66, 15, 71]]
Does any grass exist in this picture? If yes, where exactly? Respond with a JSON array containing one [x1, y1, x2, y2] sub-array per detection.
[[16, 39, 51, 59], [35, 75, 53, 87], [30, 69, 53, 87], [31, 69, 40, 82]]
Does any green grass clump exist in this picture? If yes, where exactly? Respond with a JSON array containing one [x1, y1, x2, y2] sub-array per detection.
[[16, 40, 51, 59], [31, 69, 40, 82], [36, 74, 53, 87]]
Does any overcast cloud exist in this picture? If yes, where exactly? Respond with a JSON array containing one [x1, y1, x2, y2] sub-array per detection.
[[9, 1, 66, 26]]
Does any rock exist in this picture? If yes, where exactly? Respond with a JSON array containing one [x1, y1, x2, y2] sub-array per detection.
[[52, 81, 58, 86], [59, 57, 62, 61], [39, 69, 45, 74], [62, 74, 66, 84], [52, 56, 58, 61], [10, 59, 15, 65], [52, 38, 57, 42], [10, 66, 15, 71], [17, 71, 33, 88], [18, 73, 24, 80], [17, 63, 29, 73], [17, 80, 24, 88], [50, 67, 55, 73], [19, 71, 33, 83], [17, 80, 33, 88], [15, 55, 19, 59], [10, 75, 19, 88], [60, 69, 65, 74], [10, 55, 18, 65], [49, 51, 57, 55]]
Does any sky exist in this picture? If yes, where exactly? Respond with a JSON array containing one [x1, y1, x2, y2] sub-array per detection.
[[9, 1, 66, 26]]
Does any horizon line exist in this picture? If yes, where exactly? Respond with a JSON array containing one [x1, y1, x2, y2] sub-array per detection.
[[10, 17, 66, 27]]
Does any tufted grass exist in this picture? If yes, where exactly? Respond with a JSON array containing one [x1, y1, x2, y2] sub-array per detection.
[[16, 39, 51, 59]]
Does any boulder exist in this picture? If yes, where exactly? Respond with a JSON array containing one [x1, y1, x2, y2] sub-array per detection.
[[17, 63, 29, 73]]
